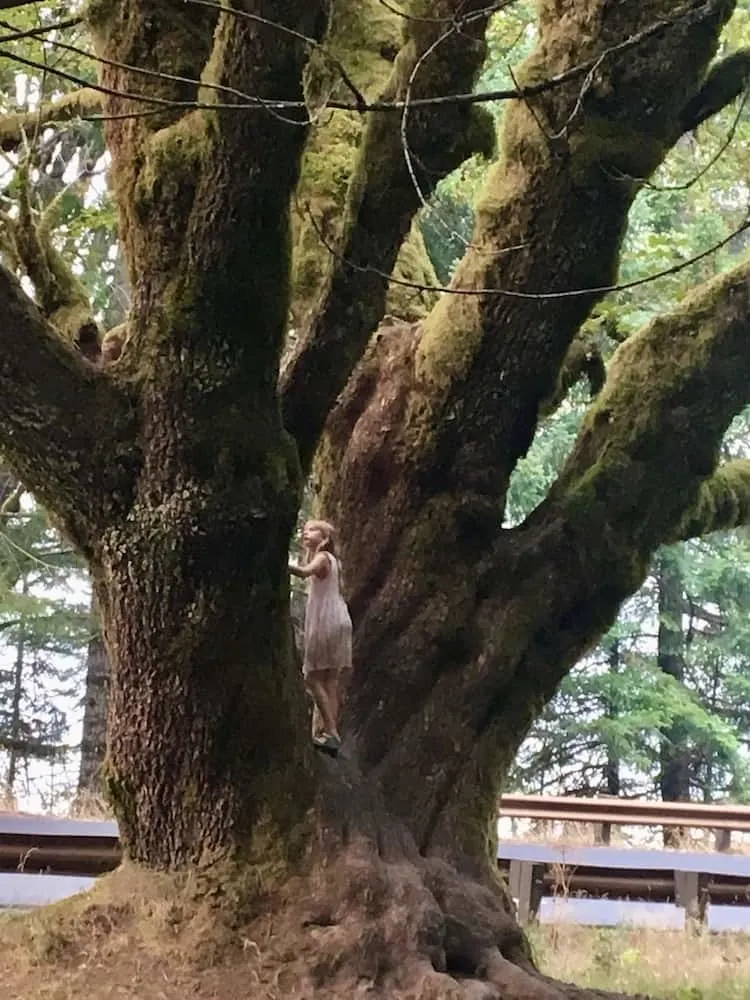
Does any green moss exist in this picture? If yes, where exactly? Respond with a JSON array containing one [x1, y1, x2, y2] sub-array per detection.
[[102, 763, 138, 842], [387, 222, 440, 321], [413, 267, 484, 400], [291, 0, 401, 324], [85, 0, 118, 32], [568, 116, 665, 187], [678, 460, 750, 540], [135, 113, 207, 215]]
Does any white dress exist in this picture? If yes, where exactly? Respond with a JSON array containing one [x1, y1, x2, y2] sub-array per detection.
[[303, 553, 353, 678]]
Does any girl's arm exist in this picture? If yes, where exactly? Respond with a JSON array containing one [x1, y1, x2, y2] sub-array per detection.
[[289, 552, 330, 579]]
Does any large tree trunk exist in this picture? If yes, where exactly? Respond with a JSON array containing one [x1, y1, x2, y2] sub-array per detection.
[[96, 494, 311, 865], [320, 0, 739, 866], [83, 0, 324, 866], [2, 1, 750, 998]]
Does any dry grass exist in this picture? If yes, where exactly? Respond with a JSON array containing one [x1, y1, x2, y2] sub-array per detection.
[[2, 864, 750, 999], [67, 790, 113, 820], [0, 861, 296, 1000], [528, 923, 750, 999]]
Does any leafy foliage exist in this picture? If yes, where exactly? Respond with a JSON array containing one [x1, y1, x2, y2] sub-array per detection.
[[0, 499, 90, 807]]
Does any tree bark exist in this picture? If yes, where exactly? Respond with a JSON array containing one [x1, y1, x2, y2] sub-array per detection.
[[2, 2, 750, 997], [320, 0, 739, 864], [657, 551, 691, 846], [282, 0, 495, 472], [81, 1, 330, 863]]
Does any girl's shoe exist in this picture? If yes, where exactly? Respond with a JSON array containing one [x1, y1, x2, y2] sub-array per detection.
[[313, 733, 342, 755]]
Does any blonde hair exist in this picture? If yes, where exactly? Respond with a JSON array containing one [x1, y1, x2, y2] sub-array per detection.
[[303, 520, 346, 594], [304, 519, 338, 558]]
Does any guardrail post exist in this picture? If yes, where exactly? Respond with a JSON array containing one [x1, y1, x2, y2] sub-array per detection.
[[509, 860, 545, 924], [674, 870, 709, 932]]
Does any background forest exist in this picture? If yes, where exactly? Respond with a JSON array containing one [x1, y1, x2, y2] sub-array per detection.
[[2, 0, 750, 825]]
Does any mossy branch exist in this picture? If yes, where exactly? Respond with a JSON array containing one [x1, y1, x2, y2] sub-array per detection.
[[0, 89, 101, 152], [3, 161, 101, 359], [674, 459, 750, 539], [391, 0, 734, 513], [538, 328, 607, 420], [281, 0, 495, 474], [680, 48, 750, 133], [0, 264, 136, 551], [549, 260, 750, 564], [93, 2, 326, 364], [378, 261, 750, 860]]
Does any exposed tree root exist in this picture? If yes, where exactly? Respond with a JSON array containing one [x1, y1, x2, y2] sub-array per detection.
[[0, 756, 650, 999]]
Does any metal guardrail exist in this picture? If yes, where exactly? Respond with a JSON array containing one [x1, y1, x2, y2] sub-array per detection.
[[498, 794, 750, 831], [2, 797, 750, 927], [3, 793, 747, 876], [498, 842, 750, 925], [0, 814, 118, 876]]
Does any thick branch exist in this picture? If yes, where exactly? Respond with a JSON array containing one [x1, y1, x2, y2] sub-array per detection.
[[320, 7, 738, 817], [538, 326, 607, 419], [0, 89, 101, 152], [550, 260, 750, 554], [286, 0, 404, 329], [680, 47, 750, 133], [348, 258, 750, 861], [391, 0, 733, 514], [674, 458, 750, 539], [94, 2, 325, 370], [6, 163, 101, 358], [0, 264, 136, 551], [281, 0, 495, 473]]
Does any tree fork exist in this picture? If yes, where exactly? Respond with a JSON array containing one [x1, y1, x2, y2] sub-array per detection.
[[326, 256, 750, 862], [282, 0, 496, 473]]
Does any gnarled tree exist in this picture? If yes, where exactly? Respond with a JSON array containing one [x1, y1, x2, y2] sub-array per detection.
[[1, 0, 750, 997]]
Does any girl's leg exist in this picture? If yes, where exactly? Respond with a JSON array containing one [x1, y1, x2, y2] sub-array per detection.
[[326, 667, 350, 736], [311, 703, 324, 739], [306, 669, 339, 740]]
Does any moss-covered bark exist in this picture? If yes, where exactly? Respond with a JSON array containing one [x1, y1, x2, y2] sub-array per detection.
[[0, 265, 134, 552], [282, 0, 496, 472], [0, 88, 101, 152], [78, 0, 331, 862], [290, 0, 402, 327], [95, 468, 313, 864], [675, 458, 750, 539], [5, 163, 101, 356], [3, 2, 750, 995], [410, 0, 735, 512], [317, 0, 740, 864]]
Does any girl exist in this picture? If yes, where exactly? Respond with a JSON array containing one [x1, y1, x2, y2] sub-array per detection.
[[289, 519, 352, 753]]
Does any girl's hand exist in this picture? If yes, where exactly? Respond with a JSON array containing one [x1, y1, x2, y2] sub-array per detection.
[[289, 553, 330, 579]]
